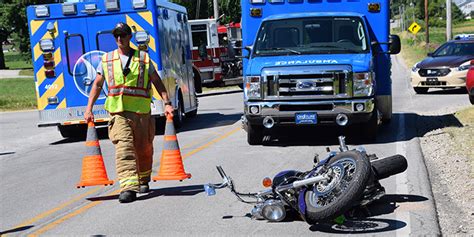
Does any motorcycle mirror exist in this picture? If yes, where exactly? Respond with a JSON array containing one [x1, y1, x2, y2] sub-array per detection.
[[313, 154, 319, 163]]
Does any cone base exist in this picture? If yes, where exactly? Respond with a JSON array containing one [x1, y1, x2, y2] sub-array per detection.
[[76, 180, 114, 188], [152, 173, 191, 181]]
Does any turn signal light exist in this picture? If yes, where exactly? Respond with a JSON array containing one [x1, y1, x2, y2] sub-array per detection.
[[262, 177, 272, 187], [45, 69, 55, 78]]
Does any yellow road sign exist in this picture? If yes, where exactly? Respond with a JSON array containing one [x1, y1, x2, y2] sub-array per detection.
[[408, 22, 421, 34]]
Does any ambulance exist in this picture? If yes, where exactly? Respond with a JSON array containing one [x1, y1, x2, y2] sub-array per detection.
[[240, 0, 401, 144], [26, 0, 199, 137]]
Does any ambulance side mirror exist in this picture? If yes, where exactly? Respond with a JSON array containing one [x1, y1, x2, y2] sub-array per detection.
[[388, 34, 401, 54], [236, 46, 252, 59]]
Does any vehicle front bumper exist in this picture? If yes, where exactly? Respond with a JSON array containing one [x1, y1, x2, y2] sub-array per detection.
[[244, 98, 374, 127], [411, 70, 467, 88]]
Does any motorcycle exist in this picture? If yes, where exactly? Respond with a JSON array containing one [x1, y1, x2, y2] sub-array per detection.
[[204, 136, 408, 224]]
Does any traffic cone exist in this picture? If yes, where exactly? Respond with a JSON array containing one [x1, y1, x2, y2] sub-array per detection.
[[76, 122, 114, 188], [153, 114, 191, 181]]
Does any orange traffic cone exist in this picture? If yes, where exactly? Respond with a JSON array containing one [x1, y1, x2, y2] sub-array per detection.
[[153, 114, 191, 181], [76, 122, 114, 188]]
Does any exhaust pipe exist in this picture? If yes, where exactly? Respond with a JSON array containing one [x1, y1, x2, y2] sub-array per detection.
[[263, 116, 274, 129], [335, 113, 349, 126]]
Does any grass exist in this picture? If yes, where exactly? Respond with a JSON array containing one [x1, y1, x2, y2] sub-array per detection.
[[202, 85, 241, 92], [444, 107, 474, 176], [0, 78, 37, 111], [4, 52, 32, 70]]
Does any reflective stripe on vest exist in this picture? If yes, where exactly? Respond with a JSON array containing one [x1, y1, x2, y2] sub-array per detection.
[[101, 49, 151, 114]]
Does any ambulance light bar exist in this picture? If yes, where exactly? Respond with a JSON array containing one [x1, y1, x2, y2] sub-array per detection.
[[35, 5, 49, 17], [62, 3, 77, 15], [269, 0, 284, 2], [40, 39, 54, 52], [135, 31, 149, 44], [132, 0, 146, 9], [251, 0, 265, 3], [105, 0, 120, 11]]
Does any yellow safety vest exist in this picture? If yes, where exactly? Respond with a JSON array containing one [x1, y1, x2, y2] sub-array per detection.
[[101, 49, 151, 113]]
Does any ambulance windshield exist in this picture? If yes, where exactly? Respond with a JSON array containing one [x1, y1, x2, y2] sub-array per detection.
[[254, 17, 369, 56]]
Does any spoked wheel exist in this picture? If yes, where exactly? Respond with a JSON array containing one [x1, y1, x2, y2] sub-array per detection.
[[304, 151, 371, 224]]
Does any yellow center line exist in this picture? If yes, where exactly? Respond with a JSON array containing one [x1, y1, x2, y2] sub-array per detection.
[[11, 187, 101, 230], [28, 125, 241, 236]]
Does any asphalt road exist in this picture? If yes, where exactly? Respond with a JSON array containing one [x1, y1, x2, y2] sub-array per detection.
[[0, 56, 471, 236]]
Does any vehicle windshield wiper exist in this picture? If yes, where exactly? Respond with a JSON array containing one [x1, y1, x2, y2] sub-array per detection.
[[307, 45, 360, 53], [264, 47, 302, 55]]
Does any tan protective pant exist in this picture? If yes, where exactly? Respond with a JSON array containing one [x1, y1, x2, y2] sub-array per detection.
[[108, 112, 155, 192]]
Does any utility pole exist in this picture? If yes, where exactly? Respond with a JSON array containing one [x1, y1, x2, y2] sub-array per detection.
[[446, 0, 452, 40], [425, 0, 429, 48], [213, 0, 219, 20], [399, 6, 402, 29]]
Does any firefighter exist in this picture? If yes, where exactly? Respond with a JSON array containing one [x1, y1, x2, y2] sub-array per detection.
[[84, 22, 174, 203]]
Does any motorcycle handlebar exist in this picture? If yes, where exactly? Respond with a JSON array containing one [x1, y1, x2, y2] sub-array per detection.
[[371, 154, 408, 180]]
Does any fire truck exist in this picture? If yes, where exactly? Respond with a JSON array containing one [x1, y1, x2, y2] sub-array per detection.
[[240, 0, 401, 145], [189, 18, 242, 86], [26, 0, 199, 137]]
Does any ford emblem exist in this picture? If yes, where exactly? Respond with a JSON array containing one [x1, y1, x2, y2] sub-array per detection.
[[297, 81, 314, 89]]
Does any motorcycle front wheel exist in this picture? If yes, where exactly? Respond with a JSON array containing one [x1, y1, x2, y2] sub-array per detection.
[[304, 150, 371, 224]]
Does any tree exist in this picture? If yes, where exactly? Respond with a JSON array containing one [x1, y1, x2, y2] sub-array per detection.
[[171, 0, 241, 23], [0, 0, 56, 69]]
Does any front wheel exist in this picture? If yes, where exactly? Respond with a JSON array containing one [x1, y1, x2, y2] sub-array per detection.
[[304, 151, 371, 224], [469, 94, 474, 105], [247, 124, 263, 145]]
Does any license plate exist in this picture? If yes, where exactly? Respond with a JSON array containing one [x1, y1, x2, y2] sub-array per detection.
[[295, 112, 317, 124], [427, 77, 438, 82]]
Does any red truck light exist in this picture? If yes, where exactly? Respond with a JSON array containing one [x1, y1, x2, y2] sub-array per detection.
[[45, 69, 55, 78], [44, 60, 55, 69]]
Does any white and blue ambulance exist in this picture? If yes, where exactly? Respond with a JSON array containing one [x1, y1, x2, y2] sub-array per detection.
[[27, 0, 199, 137], [240, 0, 401, 144]]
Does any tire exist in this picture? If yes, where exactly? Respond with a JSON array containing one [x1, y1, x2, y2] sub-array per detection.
[[304, 150, 371, 223], [370, 155, 408, 180], [238, 83, 244, 89], [247, 124, 263, 145], [58, 125, 86, 138], [469, 94, 474, 105], [173, 93, 184, 129], [193, 68, 202, 94], [414, 87, 428, 94], [359, 110, 378, 142], [185, 109, 198, 118]]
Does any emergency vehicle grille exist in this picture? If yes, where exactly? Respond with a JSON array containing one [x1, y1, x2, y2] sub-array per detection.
[[266, 72, 348, 97], [418, 68, 451, 77]]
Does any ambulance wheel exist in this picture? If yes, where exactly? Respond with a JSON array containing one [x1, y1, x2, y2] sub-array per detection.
[[173, 92, 184, 129], [247, 124, 263, 145], [185, 109, 198, 118], [58, 125, 85, 138]]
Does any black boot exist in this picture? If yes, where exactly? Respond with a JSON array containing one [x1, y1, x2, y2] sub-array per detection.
[[119, 190, 137, 203], [139, 184, 150, 193]]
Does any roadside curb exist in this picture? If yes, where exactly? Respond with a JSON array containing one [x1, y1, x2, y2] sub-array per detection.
[[197, 89, 242, 98]]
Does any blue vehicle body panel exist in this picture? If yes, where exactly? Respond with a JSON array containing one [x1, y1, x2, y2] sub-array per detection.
[[26, 0, 196, 126], [241, 0, 392, 96]]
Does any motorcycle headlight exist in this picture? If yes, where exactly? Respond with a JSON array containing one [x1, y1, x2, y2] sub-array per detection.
[[412, 62, 421, 72], [245, 76, 261, 99], [353, 72, 374, 97], [456, 61, 471, 71]]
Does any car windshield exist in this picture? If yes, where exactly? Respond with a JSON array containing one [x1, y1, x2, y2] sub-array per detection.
[[254, 17, 369, 56], [432, 42, 474, 57]]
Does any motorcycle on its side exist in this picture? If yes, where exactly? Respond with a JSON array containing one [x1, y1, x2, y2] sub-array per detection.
[[204, 136, 407, 224]]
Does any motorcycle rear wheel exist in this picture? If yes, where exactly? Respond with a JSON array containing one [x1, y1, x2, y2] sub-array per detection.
[[304, 151, 371, 223]]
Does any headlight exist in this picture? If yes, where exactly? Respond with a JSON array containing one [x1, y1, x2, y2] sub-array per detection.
[[412, 62, 420, 72], [456, 61, 471, 71], [353, 72, 374, 97], [245, 76, 261, 99]]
